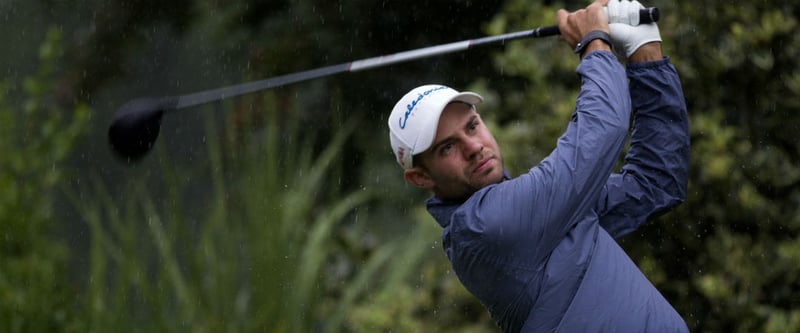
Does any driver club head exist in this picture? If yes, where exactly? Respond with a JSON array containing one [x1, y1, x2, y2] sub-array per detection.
[[108, 97, 177, 162]]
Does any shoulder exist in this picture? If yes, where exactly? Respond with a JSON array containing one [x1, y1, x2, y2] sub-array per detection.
[[450, 179, 537, 246]]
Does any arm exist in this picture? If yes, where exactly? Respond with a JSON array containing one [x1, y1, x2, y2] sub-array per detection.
[[596, 44, 690, 239], [466, 51, 630, 260], [467, 0, 628, 260]]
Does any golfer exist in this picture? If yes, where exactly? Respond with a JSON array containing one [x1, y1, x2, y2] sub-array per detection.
[[387, 0, 689, 332]]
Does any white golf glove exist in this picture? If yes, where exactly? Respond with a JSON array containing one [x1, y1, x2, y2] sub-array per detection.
[[606, 0, 661, 58]]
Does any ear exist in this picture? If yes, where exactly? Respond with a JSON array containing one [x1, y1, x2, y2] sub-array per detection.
[[404, 167, 434, 189]]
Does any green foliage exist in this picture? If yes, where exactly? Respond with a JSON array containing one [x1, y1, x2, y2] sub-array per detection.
[[67, 91, 377, 332], [345, 210, 496, 333], [0, 28, 90, 333], [661, 3, 800, 332]]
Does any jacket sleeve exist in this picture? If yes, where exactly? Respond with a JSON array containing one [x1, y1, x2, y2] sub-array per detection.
[[464, 51, 631, 262], [596, 57, 690, 239]]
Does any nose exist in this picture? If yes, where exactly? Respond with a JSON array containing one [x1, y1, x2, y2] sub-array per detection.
[[463, 137, 484, 160]]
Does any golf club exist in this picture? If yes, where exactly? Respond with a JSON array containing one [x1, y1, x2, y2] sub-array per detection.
[[109, 7, 659, 161]]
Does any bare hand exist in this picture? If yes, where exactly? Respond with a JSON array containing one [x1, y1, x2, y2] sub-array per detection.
[[557, 0, 610, 49]]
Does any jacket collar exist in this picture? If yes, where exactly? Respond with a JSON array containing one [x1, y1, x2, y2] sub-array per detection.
[[425, 169, 511, 228]]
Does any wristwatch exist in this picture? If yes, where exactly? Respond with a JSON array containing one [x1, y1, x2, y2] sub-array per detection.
[[574, 30, 612, 56]]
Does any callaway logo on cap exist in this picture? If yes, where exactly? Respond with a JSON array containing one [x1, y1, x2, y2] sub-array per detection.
[[388, 84, 483, 169]]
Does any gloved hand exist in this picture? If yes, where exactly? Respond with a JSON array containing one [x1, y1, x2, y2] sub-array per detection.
[[606, 0, 661, 58]]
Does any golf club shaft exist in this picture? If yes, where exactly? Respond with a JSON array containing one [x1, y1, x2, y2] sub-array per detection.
[[173, 28, 555, 109], [172, 7, 658, 110]]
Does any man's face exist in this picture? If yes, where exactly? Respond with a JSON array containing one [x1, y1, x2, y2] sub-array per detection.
[[405, 102, 504, 201]]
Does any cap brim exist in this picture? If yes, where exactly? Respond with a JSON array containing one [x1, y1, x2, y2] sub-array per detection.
[[449, 92, 483, 106]]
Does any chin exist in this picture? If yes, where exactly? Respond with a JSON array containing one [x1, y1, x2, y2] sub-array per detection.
[[474, 175, 503, 191], [486, 168, 505, 184]]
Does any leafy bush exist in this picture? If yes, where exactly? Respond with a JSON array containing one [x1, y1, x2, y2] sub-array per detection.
[[0, 28, 89, 333]]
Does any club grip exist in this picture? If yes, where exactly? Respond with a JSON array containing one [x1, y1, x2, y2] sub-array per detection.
[[638, 7, 660, 24]]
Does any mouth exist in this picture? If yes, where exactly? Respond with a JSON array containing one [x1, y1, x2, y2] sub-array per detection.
[[473, 156, 495, 174]]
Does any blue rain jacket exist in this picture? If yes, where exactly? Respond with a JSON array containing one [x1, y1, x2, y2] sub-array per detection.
[[427, 51, 690, 333]]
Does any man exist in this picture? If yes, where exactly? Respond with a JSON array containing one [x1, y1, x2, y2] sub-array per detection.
[[387, 0, 690, 332]]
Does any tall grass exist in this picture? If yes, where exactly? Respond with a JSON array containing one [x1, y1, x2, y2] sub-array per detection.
[[0, 39, 500, 331], [8, 32, 497, 333], [68, 89, 456, 332]]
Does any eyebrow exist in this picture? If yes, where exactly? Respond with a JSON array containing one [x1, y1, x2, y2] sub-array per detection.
[[429, 114, 479, 153]]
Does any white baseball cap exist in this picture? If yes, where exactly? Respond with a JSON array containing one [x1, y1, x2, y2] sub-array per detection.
[[388, 84, 483, 169]]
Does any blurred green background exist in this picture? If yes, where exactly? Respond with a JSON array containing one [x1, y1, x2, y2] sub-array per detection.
[[1, 0, 799, 332]]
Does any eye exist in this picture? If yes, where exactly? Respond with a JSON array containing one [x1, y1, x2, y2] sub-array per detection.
[[468, 120, 479, 131], [439, 143, 454, 156]]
